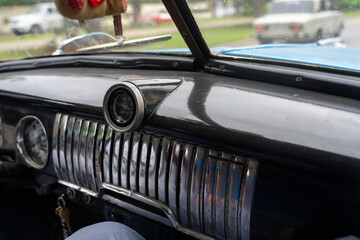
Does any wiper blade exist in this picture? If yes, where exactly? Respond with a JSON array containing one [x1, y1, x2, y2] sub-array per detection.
[[77, 34, 172, 53]]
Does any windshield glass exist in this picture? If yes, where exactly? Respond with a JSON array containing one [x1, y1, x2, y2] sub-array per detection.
[[190, 0, 360, 71], [1, 0, 360, 72], [268, 1, 314, 14], [0, 0, 187, 61]]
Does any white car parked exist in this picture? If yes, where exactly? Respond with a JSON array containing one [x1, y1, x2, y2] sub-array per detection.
[[253, 0, 344, 44], [10, 3, 65, 35]]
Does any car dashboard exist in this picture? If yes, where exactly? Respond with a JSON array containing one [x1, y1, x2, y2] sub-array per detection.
[[1, 55, 360, 240]]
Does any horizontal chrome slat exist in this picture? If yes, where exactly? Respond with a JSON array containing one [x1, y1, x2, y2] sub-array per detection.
[[53, 114, 258, 240]]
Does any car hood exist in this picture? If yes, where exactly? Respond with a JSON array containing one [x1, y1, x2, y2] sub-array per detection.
[[217, 44, 360, 72], [253, 13, 315, 25], [153, 44, 360, 72]]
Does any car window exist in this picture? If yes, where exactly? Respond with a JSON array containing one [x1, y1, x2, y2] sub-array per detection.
[[0, 0, 360, 72], [268, 1, 315, 14], [0, 0, 188, 61]]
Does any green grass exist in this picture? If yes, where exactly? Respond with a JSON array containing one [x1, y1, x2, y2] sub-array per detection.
[[0, 32, 55, 43], [0, 46, 45, 61], [343, 9, 360, 17], [131, 23, 252, 51]]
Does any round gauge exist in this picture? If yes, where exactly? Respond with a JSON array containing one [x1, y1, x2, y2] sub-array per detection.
[[112, 89, 136, 125], [16, 116, 49, 169], [104, 82, 144, 132]]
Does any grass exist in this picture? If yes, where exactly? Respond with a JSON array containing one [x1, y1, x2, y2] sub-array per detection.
[[0, 32, 55, 43], [133, 23, 253, 51], [0, 46, 46, 61], [343, 9, 360, 18]]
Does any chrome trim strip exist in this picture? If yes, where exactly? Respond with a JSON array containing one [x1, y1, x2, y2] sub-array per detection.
[[103, 126, 113, 184], [129, 132, 141, 191], [58, 180, 97, 197], [203, 151, 217, 236], [158, 138, 171, 203], [65, 116, 76, 183], [79, 120, 90, 189], [179, 144, 193, 226], [72, 118, 83, 186], [120, 132, 131, 188], [148, 137, 160, 199], [227, 163, 243, 240], [86, 122, 98, 191], [100, 183, 214, 240], [189, 147, 205, 232], [240, 159, 259, 240], [111, 131, 122, 186], [213, 160, 229, 239], [52, 114, 62, 178], [59, 115, 69, 180], [95, 124, 105, 189], [168, 142, 182, 217], [138, 134, 150, 195], [102, 194, 172, 227]]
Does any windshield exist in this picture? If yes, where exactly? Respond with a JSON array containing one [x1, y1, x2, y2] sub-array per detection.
[[1, 0, 360, 71], [268, 1, 314, 14]]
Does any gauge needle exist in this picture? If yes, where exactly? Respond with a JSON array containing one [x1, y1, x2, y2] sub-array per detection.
[[116, 102, 132, 110]]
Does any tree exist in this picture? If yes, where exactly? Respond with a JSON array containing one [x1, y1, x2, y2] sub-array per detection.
[[131, 0, 141, 26]]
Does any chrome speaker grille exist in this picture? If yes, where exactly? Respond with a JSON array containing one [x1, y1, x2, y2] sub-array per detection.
[[52, 113, 258, 240]]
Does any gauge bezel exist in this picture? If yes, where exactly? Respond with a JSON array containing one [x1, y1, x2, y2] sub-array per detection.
[[15, 115, 49, 169], [103, 82, 145, 132]]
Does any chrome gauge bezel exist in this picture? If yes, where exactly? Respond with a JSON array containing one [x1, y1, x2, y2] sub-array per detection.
[[15, 115, 49, 169], [103, 82, 145, 132]]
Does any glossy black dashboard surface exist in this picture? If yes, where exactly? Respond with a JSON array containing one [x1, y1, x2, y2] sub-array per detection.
[[1, 61, 360, 240]]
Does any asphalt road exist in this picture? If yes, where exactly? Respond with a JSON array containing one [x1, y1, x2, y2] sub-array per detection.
[[342, 16, 360, 48]]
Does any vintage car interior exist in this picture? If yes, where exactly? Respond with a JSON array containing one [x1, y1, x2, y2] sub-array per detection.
[[0, 0, 360, 240]]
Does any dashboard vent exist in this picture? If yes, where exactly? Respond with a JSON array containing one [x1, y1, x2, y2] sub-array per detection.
[[52, 113, 257, 240]]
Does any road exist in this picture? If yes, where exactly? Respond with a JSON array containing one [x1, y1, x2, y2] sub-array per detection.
[[342, 16, 360, 48]]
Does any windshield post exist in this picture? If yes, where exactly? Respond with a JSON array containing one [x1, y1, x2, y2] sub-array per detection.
[[162, 0, 211, 65]]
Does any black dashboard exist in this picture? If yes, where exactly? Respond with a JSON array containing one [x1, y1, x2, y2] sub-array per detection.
[[1, 59, 360, 240]]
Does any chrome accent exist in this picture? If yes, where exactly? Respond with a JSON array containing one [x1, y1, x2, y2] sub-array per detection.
[[103, 82, 145, 133], [168, 142, 182, 217], [179, 144, 193, 227], [111, 131, 122, 185], [120, 132, 131, 188], [214, 160, 229, 239], [203, 152, 217, 236], [138, 134, 150, 195], [103, 126, 113, 184], [95, 124, 105, 189], [148, 137, 160, 198], [86, 122, 97, 191], [190, 147, 206, 232], [240, 159, 259, 240], [72, 118, 83, 185], [53, 114, 259, 240], [227, 163, 243, 239], [129, 132, 141, 191], [16, 115, 49, 169], [59, 115, 69, 179], [58, 179, 97, 197], [52, 114, 61, 178], [99, 183, 214, 240], [158, 138, 171, 203], [65, 117, 76, 183], [79, 120, 90, 189]]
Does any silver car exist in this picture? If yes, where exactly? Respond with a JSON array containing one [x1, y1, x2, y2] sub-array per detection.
[[253, 0, 344, 43]]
